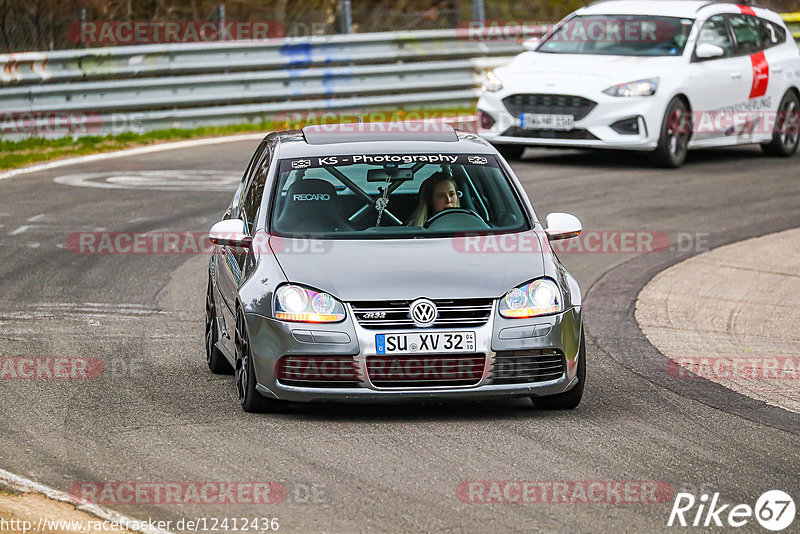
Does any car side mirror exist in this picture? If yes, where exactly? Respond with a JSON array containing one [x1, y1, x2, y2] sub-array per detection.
[[209, 219, 252, 248], [522, 37, 541, 51], [544, 213, 582, 241], [695, 43, 725, 60]]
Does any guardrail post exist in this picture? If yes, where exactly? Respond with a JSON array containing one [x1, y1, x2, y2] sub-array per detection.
[[215, 5, 227, 40], [340, 0, 353, 34], [76, 8, 88, 49], [472, 0, 485, 27]]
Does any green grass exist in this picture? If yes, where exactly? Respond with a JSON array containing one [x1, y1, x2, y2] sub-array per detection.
[[0, 107, 476, 171], [0, 123, 266, 170]]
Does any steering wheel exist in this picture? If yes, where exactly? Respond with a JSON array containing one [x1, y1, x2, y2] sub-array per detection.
[[424, 208, 486, 229]]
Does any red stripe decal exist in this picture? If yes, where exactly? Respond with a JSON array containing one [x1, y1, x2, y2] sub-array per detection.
[[738, 5, 756, 16], [749, 51, 769, 99]]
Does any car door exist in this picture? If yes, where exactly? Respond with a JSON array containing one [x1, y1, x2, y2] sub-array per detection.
[[686, 14, 750, 143], [753, 16, 794, 141], [726, 12, 772, 142], [216, 143, 271, 342]]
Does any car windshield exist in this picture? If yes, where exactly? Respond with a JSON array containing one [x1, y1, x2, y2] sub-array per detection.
[[537, 15, 694, 56], [270, 153, 530, 239]]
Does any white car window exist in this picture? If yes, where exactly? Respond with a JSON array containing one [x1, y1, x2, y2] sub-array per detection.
[[757, 18, 787, 48], [537, 15, 694, 57], [729, 15, 763, 56], [697, 15, 734, 58]]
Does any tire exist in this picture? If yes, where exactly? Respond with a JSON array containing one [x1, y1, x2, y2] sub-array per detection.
[[761, 90, 800, 157], [205, 278, 233, 374], [493, 144, 525, 161], [531, 327, 586, 410], [235, 310, 284, 413], [652, 97, 691, 168]]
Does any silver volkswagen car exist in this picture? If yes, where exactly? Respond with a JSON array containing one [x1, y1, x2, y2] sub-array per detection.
[[205, 122, 586, 412]]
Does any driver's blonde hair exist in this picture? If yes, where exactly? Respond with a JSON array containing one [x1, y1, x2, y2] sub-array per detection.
[[407, 172, 460, 227]]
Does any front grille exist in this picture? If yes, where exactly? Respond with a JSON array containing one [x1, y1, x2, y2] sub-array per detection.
[[502, 94, 597, 121], [276, 356, 361, 388], [490, 349, 565, 384], [366, 354, 486, 388], [351, 299, 493, 330], [501, 127, 599, 140]]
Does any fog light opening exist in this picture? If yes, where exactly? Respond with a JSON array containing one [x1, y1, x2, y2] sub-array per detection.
[[611, 116, 641, 135], [478, 110, 496, 130]]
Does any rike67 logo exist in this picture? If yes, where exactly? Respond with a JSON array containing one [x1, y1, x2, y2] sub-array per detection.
[[668, 490, 795, 531]]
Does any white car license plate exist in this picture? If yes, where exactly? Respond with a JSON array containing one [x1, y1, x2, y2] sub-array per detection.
[[376, 332, 476, 355], [521, 113, 574, 131]]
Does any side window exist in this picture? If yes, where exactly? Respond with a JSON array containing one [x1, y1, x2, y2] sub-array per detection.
[[758, 18, 786, 49], [241, 148, 272, 234], [696, 16, 735, 58], [231, 141, 267, 219], [729, 15, 763, 56]]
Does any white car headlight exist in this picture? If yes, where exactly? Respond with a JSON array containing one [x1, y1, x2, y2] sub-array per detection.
[[482, 70, 504, 93], [602, 78, 659, 97], [274, 285, 345, 323], [499, 279, 563, 319]]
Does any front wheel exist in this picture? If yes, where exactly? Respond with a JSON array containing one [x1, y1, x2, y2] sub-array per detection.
[[205, 279, 233, 374], [761, 91, 800, 157], [235, 311, 285, 413], [531, 327, 586, 410], [652, 97, 691, 168]]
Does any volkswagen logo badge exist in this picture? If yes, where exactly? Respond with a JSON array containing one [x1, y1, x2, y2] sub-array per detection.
[[410, 298, 437, 328]]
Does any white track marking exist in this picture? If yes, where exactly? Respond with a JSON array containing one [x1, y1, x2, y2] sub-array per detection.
[[27, 214, 45, 222], [54, 170, 240, 191], [0, 133, 264, 182], [0, 467, 174, 534], [10, 225, 30, 235]]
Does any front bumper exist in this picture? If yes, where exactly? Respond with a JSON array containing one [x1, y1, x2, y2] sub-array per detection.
[[477, 90, 666, 151], [245, 304, 582, 403]]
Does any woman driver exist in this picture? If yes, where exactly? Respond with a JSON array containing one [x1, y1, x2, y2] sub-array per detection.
[[407, 171, 460, 227]]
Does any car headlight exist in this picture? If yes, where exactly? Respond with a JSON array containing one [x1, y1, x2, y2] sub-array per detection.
[[274, 285, 345, 323], [602, 78, 659, 97], [499, 279, 563, 318], [482, 70, 504, 93]]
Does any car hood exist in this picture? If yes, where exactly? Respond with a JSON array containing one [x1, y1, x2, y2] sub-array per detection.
[[269, 232, 546, 301], [499, 51, 680, 93]]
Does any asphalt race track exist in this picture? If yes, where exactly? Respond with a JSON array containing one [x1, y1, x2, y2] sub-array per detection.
[[0, 142, 798, 532]]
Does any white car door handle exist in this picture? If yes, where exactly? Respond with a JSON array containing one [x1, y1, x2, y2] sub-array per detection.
[[730, 71, 742, 79], [773, 66, 784, 73]]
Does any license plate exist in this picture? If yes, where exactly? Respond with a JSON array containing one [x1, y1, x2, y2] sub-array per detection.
[[521, 113, 574, 131], [376, 332, 476, 355]]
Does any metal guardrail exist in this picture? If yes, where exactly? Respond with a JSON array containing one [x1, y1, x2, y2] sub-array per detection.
[[1, 15, 799, 138], [0, 29, 517, 137]]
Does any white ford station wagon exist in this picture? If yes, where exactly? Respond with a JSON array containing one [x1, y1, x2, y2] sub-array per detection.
[[477, 0, 800, 167]]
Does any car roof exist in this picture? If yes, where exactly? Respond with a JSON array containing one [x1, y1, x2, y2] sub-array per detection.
[[268, 123, 495, 158], [578, 1, 773, 19]]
